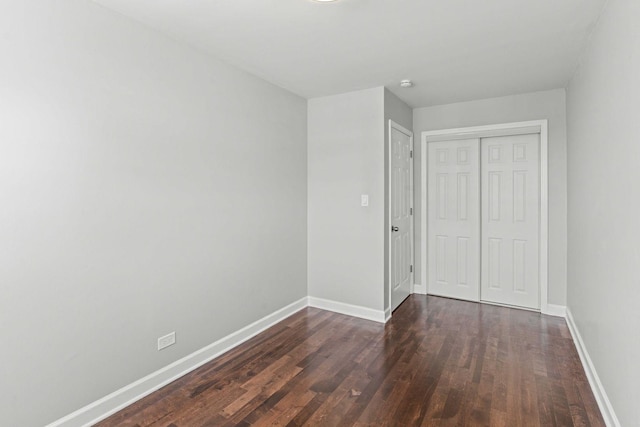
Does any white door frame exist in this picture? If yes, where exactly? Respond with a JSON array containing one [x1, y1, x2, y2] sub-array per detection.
[[388, 120, 414, 317], [420, 120, 550, 314]]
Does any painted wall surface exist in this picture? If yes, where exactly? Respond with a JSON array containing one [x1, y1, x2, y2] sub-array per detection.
[[383, 89, 413, 311], [413, 89, 568, 306], [566, 0, 640, 424], [0, 1, 307, 426], [308, 87, 385, 312]]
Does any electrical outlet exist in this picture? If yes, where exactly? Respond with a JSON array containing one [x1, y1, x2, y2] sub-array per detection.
[[157, 332, 176, 351]]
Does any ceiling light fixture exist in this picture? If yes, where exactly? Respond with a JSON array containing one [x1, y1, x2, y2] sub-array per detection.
[[400, 80, 414, 88]]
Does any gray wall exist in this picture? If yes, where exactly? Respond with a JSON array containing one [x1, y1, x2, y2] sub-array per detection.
[[0, 1, 307, 426], [383, 89, 413, 311], [566, 0, 640, 424], [308, 87, 385, 311], [413, 89, 568, 306]]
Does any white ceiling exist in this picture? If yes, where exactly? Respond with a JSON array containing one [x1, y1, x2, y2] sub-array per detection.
[[92, 0, 606, 107]]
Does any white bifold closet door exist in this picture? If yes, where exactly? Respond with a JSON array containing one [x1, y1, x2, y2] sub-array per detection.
[[481, 134, 540, 309], [427, 133, 540, 310], [427, 139, 481, 301]]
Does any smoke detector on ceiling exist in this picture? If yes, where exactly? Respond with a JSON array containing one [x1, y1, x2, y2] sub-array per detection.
[[400, 80, 414, 88]]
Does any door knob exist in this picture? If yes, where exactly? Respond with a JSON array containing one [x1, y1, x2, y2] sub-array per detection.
[[391, 226, 399, 232]]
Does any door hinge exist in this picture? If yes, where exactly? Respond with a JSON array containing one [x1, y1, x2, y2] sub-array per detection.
[[410, 207, 413, 215], [410, 265, 413, 273], [410, 150, 413, 158]]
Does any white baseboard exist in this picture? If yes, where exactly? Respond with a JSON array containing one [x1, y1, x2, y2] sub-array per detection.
[[566, 308, 620, 427], [542, 303, 566, 317], [412, 283, 427, 295], [46, 297, 308, 427], [384, 307, 391, 322], [413, 288, 565, 319], [307, 296, 386, 323], [48, 295, 387, 426]]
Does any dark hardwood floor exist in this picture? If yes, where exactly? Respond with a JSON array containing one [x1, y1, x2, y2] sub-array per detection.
[[96, 295, 604, 426]]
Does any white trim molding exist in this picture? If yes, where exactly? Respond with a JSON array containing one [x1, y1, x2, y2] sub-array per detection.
[[47, 295, 389, 427], [421, 120, 550, 312], [412, 283, 428, 295], [46, 297, 308, 427], [308, 296, 387, 324], [566, 308, 621, 427], [542, 303, 566, 317]]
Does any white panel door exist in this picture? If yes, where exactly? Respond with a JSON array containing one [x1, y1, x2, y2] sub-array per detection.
[[427, 139, 480, 301], [481, 134, 540, 309], [390, 125, 413, 312]]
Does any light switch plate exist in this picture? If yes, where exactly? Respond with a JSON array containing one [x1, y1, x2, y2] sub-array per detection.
[[361, 195, 369, 207]]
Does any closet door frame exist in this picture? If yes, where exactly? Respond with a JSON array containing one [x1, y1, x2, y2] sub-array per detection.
[[420, 120, 550, 314]]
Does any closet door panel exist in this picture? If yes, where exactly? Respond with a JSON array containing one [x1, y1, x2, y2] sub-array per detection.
[[481, 134, 540, 309], [427, 139, 480, 301]]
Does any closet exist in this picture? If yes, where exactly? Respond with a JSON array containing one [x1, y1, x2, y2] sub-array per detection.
[[424, 124, 545, 310]]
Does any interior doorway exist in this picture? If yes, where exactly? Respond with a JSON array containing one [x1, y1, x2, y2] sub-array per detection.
[[421, 121, 549, 312], [389, 120, 414, 312]]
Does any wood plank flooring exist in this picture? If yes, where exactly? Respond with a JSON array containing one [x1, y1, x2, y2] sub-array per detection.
[[96, 295, 604, 426]]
